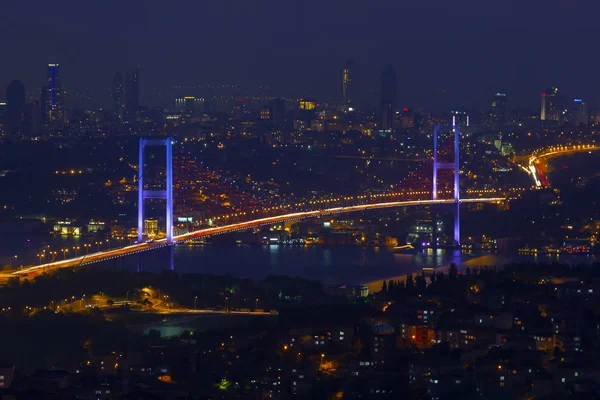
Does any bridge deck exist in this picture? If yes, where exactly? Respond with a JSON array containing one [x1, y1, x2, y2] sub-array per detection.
[[4, 197, 503, 279]]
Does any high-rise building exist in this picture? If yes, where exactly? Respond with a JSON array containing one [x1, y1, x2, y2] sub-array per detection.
[[125, 67, 140, 123], [571, 98, 588, 126], [540, 87, 564, 122], [491, 92, 507, 127], [112, 71, 124, 120], [44, 64, 64, 122], [299, 99, 316, 111], [6, 80, 26, 136], [341, 59, 353, 111], [380, 64, 397, 132], [174, 96, 204, 116], [269, 98, 286, 128]]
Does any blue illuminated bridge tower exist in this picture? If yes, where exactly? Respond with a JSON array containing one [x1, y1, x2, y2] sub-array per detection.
[[432, 123, 460, 246], [137, 137, 174, 270]]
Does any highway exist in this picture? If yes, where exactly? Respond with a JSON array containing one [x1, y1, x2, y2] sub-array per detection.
[[5, 197, 504, 279], [525, 144, 599, 188]]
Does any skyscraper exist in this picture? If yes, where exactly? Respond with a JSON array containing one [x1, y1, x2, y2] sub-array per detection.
[[571, 98, 588, 125], [341, 59, 353, 111], [380, 64, 397, 132], [174, 96, 204, 116], [491, 92, 507, 127], [112, 71, 124, 121], [540, 87, 564, 122], [6, 80, 26, 136], [44, 64, 64, 122], [269, 98, 286, 128], [125, 67, 140, 124]]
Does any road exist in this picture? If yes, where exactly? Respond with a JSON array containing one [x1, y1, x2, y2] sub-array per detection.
[[524, 144, 599, 188], [4, 197, 504, 279]]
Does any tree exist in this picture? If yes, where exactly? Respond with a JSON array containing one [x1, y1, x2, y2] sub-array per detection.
[[406, 274, 415, 292], [449, 263, 458, 281], [381, 280, 388, 293], [416, 275, 427, 293]]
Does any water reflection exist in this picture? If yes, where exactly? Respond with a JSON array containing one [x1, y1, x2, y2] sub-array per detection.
[[2, 233, 597, 288]]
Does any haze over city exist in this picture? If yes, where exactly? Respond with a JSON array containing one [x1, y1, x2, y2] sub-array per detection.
[[0, 1, 599, 399], [2, 0, 599, 109]]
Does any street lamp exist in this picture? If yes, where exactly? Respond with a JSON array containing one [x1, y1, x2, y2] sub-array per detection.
[[255, 298, 259, 310], [194, 296, 198, 309], [61, 249, 68, 260], [126, 290, 130, 301], [37, 254, 42, 265], [225, 296, 228, 311], [321, 353, 325, 365]]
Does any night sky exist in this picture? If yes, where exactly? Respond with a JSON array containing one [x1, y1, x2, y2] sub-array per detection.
[[1, 0, 597, 110]]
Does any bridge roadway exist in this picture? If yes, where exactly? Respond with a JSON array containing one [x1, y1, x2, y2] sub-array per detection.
[[6, 197, 504, 279], [524, 144, 599, 188]]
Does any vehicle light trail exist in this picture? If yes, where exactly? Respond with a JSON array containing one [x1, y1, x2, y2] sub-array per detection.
[[7, 197, 504, 278]]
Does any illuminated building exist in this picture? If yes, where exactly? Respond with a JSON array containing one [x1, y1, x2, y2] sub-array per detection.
[[341, 59, 353, 111], [45, 64, 64, 122], [491, 92, 507, 127], [112, 71, 124, 120], [260, 107, 270, 120], [299, 99, 316, 111], [174, 96, 204, 116], [571, 98, 588, 125], [53, 221, 81, 236], [540, 87, 564, 122], [144, 219, 159, 237], [5, 80, 25, 136], [87, 221, 106, 233], [451, 110, 469, 126], [380, 64, 397, 132]]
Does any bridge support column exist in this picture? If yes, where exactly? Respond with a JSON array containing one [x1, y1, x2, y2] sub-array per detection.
[[453, 123, 460, 246], [432, 124, 460, 247], [168, 245, 174, 271], [137, 137, 174, 244], [137, 254, 143, 273]]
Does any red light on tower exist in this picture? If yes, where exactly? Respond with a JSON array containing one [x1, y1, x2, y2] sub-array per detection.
[[542, 93, 546, 97]]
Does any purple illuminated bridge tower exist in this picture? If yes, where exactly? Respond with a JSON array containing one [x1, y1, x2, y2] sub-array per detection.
[[137, 137, 174, 245], [432, 123, 460, 246]]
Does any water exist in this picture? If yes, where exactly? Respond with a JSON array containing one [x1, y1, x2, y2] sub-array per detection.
[[1, 234, 597, 285], [4, 234, 597, 337]]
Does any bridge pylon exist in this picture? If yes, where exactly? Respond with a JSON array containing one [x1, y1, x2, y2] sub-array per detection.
[[138, 137, 174, 244], [432, 124, 460, 246]]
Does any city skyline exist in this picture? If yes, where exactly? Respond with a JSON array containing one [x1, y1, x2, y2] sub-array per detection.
[[1, 0, 599, 110]]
